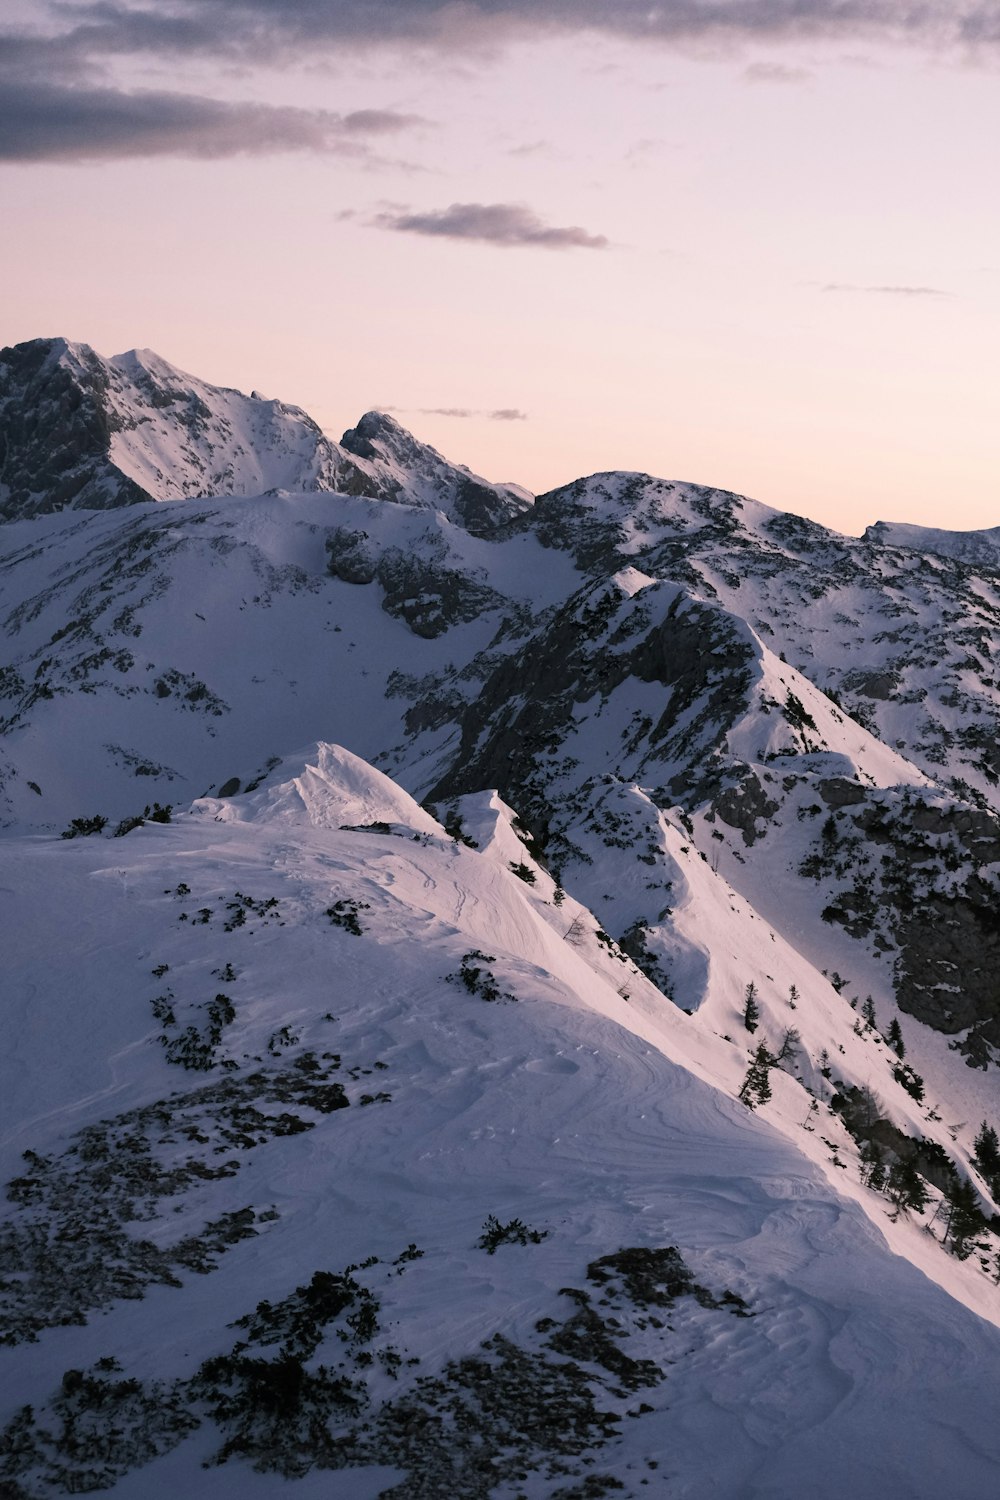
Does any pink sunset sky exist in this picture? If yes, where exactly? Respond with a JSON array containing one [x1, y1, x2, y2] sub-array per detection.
[[2, 0, 998, 534]]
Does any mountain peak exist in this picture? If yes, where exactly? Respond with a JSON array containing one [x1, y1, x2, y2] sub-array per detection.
[[340, 407, 532, 533], [340, 409, 415, 463], [0, 338, 379, 519]]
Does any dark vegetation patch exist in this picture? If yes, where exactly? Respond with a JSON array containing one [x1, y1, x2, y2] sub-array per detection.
[[477, 1214, 548, 1253], [0, 1056, 348, 1344], [326, 899, 371, 936], [1, 1241, 751, 1498], [448, 951, 517, 1003]]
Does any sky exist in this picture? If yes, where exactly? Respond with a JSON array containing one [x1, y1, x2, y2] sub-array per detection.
[[1, 1, 998, 535]]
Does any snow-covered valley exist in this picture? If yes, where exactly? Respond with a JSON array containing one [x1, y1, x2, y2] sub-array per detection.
[[4, 340, 1000, 1498]]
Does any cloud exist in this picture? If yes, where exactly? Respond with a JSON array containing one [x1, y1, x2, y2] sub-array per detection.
[[340, 109, 427, 135], [12, 0, 1000, 65], [0, 77, 427, 162], [6, 0, 996, 164], [417, 406, 529, 420], [372, 201, 608, 249], [822, 283, 952, 297], [743, 60, 811, 83], [5, 0, 997, 166]]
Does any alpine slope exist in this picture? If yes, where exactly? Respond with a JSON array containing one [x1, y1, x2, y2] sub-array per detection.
[[3, 340, 1000, 1498]]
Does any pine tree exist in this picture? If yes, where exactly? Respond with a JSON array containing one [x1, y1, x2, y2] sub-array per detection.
[[743, 981, 760, 1034], [861, 995, 877, 1029], [738, 1042, 773, 1110], [776, 1027, 801, 1065], [887, 1017, 905, 1058], [860, 1141, 887, 1192], [887, 1158, 928, 1217], [973, 1121, 1000, 1179], [788, 984, 799, 1010], [943, 1176, 983, 1259]]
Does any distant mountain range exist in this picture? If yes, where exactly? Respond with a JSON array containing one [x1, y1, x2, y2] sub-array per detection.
[[0, 337, 531, 531], [3, 339, 1000, 1499]]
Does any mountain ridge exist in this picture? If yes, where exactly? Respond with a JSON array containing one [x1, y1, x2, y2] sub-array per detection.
[[5, 341, 1000, 1498], [0, 337, 532, 533]]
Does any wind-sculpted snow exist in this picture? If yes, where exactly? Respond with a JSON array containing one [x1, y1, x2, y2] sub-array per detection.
[[5, 751, 1000, 1497], [209, 742, 443, 839]]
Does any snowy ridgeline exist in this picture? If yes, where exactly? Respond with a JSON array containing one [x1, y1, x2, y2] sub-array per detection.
[[4, 342, 1000, 1496], [0, 745, 999, 1499]]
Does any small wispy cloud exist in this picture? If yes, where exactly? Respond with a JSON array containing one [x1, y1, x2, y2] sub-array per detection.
[[372, 201, 608, 250], [417, 406, 529, 421], [339, 109, 427, 135], [744, 61, 811, 83], [507, 140, 552, 157], [624, 136, 667, 164], [822, 283, 952, 297]]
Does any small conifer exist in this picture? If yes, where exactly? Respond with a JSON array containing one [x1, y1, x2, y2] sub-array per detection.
[[743, 982, 760, 1034]]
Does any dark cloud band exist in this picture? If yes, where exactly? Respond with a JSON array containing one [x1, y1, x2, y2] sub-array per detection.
[[5, 0, 997, 163], [0, 81, 423, 162], [25, 0, 1000, 56]]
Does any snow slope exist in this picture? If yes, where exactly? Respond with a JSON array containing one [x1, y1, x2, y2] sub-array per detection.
[[4, 748, 1000, 1498], [865, 518, 1000, 566]]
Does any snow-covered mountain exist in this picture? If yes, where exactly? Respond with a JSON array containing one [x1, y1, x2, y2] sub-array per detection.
[[4, 346, 1000, 1498], [0, 338, 531, 532], [865, 517, 1000, 567]]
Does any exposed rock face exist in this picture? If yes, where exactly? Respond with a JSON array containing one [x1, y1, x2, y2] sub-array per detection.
[[326, 528, 379, 585], [711, 770, 779, 846], [0, 339, 149, 517], [798, 788, 1000, 1041], [424, 578, 758, 866], [896, 888, 1000, 1035], [818, 778, 866, 808], [325, 526, 515, 637]]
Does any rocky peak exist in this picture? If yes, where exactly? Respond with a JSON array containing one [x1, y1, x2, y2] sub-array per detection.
[[340, 409, 411, 463], [342, 409, 533, 535], [0, 337, 147, 518]]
